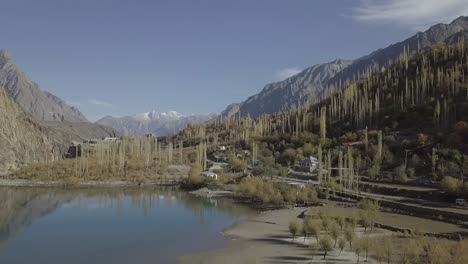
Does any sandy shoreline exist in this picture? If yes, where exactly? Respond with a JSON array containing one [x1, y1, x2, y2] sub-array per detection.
[[178, 207, 382, 264], [178, 199, 468, 264]]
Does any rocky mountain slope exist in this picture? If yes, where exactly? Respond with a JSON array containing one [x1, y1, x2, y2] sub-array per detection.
[[327, 16, 468, 89], [0, 85, 54, 174], [97, 110, 216, 136], [222, 16, 468, 118], [41, 121, 118, 154], [0, 83, 118, 175], [221, 59, 352, 118], [0, 49, 87, 122]]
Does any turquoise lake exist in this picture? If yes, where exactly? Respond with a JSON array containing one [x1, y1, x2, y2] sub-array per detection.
[[0, 187, 255, 264]]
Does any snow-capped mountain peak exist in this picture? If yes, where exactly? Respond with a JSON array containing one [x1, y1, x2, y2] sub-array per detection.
[[97, 110, 215, 136], [133, 110, 185, 121]]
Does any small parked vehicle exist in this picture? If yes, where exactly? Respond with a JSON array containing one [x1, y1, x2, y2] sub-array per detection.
[[455, 198, 467, 206]]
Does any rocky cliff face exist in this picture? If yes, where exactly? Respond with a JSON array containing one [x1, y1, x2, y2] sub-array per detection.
[[97, 110, 216, 136], [0, 85, 55, 174], [223, 16, 468, 118], [0, 84, 119, 175], [0, 49, 87, 122]]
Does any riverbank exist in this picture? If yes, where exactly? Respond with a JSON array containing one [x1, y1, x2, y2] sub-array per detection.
[[0, 164, 189, 188], [0, 177, 182, 188], [178, 200, 468, 264], [178, 207, 379, 264]]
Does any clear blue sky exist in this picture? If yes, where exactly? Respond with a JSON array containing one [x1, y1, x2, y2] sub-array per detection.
[[1, 0, 466, 120]]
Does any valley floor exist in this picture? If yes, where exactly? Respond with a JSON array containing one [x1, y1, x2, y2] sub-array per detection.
[[178, 207, 378, 264], [178, 201, 467, 264]]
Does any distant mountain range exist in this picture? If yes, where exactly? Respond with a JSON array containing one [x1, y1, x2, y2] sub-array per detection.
[[2, 15, 468, 173], [221, 16, 468, 118], [97, 110, 216, 136], [0, 49, 87, 122]]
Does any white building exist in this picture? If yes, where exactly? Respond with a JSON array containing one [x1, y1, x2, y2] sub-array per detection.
[[103, 137, 119, 142], [297, 156, 319, 173], [218, 145, 227, 151], [201, 171, 218, 180]]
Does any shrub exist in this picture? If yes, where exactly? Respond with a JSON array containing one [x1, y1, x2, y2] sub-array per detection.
[[229, 156, 247, 172], [278, 166, 289, 177], [441, 176, 462, 195], [368, 163, 381, 178], [303, 217, 320, 242], [394, 164, 408, 183], [188, 164, 202, 184], [289, 219, 301, 241]]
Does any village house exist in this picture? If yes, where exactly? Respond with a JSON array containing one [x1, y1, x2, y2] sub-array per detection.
[[296, 156, 319, 173], [103, 137, 119, 142], [342, 141, 363, 147], [201, 171, 218, 180], [218, 145, 227, 151]]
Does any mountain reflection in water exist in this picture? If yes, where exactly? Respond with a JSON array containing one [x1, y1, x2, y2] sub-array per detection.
[[0, 187, 255, 264]]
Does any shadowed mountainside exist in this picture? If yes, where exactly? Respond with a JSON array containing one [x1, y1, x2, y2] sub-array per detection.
[[222, 16, 468, 118]]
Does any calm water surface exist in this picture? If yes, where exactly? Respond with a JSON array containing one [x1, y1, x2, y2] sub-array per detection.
[[0, 187, 255, 264]]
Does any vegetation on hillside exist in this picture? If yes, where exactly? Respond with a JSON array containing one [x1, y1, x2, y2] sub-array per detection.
[[173, 39, 468, 197]]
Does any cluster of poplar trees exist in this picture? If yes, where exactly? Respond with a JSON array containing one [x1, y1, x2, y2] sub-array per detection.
[[74, 135, 214, 179], [178, 38, 468, 191]]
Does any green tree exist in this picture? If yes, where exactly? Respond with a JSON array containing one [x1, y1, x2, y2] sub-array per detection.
[[441, 176, 462, 195], [364, 126, 369, 153], [348, 215, 358, 231], [382, 237, 393, 264], [330, 222, 340, 247], [373, 241, 386, 264], [283, 189, 297, 204], [306, 187, 319, 204], [188, 164, 202, 184], [345, 227, 355, 248], [308, 243, 318, 262], [432, 148, 438, 180], [358, 200, 380, 232], [296, 189, 308, 204], [377, 130, 383, 161], [321, 216, 330, 232], [289, 219, 301, 241], [229, 155, 247, 172], [303, 218, 320, 242], [361, 237, 371, 262], [336, 216, 345, 232], [320, 107, 327, 142], [284, 148, 297, 165], [359, 211, 373, 232], [319, 235, 333, 259], [353, 238, 363, 264], [338, 236, 346, 256]]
